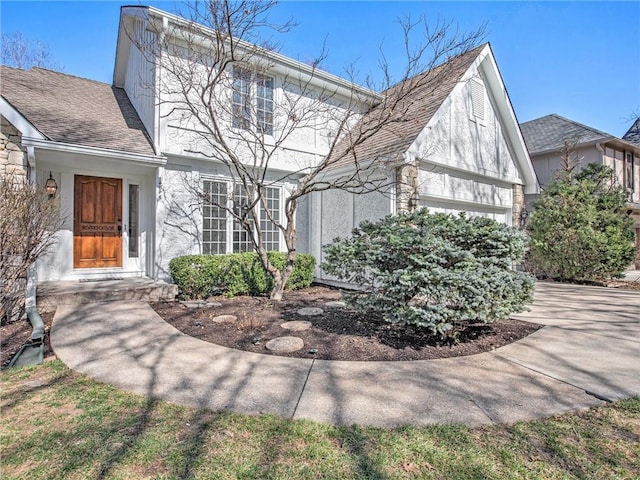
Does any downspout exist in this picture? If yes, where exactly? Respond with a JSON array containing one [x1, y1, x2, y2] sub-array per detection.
[[595, 142, 605, 163], [25, 146, 37, 313], [17, 146, 46, 365]]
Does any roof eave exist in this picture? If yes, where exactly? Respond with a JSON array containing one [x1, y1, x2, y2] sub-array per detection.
[[22, 137, 166, 166], [0, 96, 47, 141], [139, 5, 383, 102]]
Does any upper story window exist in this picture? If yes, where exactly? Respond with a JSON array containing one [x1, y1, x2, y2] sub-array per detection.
[[232, 66, 274, 135], [626, 152, 634, 191]]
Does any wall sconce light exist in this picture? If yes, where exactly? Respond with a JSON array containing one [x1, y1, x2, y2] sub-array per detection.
[[519, 208, 529, 228], [45, 171, 58, 198]]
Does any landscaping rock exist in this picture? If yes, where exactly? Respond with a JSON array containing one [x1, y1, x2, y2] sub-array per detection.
[[280, 320, 312, 332], [325, 301, 346, 308], [211, 314, 237, 324], [265, 336, 304, 353], [181, 300, 209, 309], [181, 300, 222, 309], [297, 307, 323, 316]]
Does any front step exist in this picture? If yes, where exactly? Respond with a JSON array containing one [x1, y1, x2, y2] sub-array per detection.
[[37, 278, 178, 312]]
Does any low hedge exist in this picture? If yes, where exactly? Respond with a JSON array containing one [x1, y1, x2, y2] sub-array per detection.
[[169, 252, 315, 299]]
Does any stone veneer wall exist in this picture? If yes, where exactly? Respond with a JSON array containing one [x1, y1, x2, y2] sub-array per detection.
[[512, 183, 525, 228], [0, 116, 27, 181], [395, 163, 419, 213]]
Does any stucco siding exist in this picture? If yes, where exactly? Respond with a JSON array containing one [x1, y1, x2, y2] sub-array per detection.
[[154, 165, 201, 279], [409, 65, 521, 225], [415, 71, 521, 184], [154, 158, 302, 280], [313, 187, 392, 280], [157, 53, 365, 174]]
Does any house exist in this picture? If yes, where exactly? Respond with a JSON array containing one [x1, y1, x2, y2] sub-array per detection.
[[0, 5, 537, 286], [520, 114, 640, 266], [310, 42, 538, 282], [623, 117, 640, 148]]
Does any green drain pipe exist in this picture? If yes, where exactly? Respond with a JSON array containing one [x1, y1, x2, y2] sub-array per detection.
[[7, 308, 45, 368]]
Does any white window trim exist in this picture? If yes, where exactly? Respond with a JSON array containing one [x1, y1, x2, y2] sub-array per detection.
[[231, 66, 275, 137], [201, 176, 285, 254]]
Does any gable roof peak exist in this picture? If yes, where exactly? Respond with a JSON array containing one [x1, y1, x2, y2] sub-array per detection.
[[520, 114, 615, 154], [622, 117, 640, 147], [0, 65, 156, 156]]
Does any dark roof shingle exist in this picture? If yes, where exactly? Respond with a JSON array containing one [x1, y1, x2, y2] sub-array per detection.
[[519, 114, 613, 155], [326, 44, 486, 169], [622, 118, 640, 147], [0, 66, 155, 156]]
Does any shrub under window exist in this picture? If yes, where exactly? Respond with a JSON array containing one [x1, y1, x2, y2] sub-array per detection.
[[169, 252, 315, 299]]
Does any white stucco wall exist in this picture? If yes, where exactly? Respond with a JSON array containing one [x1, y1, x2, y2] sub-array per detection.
[[154, 156, 302, 280], [409, 60, 521, 224], [156, 49, 369, 175], [311, 186, 393, 281]]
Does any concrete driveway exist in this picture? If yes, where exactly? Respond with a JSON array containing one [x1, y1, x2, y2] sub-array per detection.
[[50, 281, 639, 427]]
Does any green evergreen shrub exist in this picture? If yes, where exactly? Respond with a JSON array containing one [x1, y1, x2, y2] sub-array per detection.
[[321, 209, 534, 336], [169, 252, 315, 299], [528, 163, 635, 282]]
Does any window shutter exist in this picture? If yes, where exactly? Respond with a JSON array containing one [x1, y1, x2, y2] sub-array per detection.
[[471, 80, 485, 120]]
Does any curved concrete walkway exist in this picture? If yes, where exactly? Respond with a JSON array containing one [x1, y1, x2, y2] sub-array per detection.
[[50, 281, 640, 428]]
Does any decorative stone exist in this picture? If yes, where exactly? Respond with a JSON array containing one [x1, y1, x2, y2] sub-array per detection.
[[280, 320, 312, 332], [181, 300, 208, 309], [211, 314, 237, 324], [180, 300, 221, 309], [325, 301, 347, 308], [265, 336, 304, 353], [297, 307, 323, 316]]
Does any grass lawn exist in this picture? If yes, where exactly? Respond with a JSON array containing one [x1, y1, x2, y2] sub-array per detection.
[[1, 361, 639, 480]]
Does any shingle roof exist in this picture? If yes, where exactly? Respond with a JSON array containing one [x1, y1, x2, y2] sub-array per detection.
[[326, 44, 486, 169], [519, 114, 614, 155], [0, 66, 155, 156], [622, 117, 640, 147]]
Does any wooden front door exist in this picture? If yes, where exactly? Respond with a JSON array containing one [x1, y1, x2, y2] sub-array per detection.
[[74, 175, 123, 268]]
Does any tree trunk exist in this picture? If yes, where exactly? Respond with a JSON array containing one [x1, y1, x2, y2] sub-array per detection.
[[268, 249, 296, 301]]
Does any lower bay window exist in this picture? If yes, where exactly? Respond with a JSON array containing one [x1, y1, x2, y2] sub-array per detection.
[[202, 179, 281, 254]]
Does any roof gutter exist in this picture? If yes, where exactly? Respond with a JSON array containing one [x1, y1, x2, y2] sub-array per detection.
[[531, 137, 615, 157], [140, 6, 383, 102], [22, 137, 167, 166]]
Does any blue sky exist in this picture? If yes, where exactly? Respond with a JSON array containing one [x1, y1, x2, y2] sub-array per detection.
[[2, 1, 639, 137]]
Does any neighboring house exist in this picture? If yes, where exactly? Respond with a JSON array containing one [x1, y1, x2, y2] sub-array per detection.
[[520, 114, 640, 266], [623, 117, 640, 148], [0, 5, 537, 285]]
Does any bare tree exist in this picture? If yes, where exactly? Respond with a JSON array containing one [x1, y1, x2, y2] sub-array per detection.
[[559, 137, 582, 178], [0, 177, 63, 323], [1, 32, 62, 70], [129, 0, 484, 300]]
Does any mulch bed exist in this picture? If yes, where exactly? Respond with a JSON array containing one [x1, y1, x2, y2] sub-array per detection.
[[2, 279, 636, 367], [151, 286, 542, 361]]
